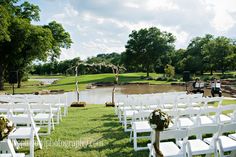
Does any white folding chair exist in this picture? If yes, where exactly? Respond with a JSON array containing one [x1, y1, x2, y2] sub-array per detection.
[[148, 129, 188, 157], [160, 93, 177, 109], [30, 104, 54, 135], [43, 95, 62, 124], [206, 123, 236, 157], [175, 94, 190, 109], [177, 108, 199, 128], [217, 104, 236, 124], [0, 103, 12, 117], [0, 139, 25, 157], [178, 125, 219, 157], [203, 97, 223, 108], [192, 107, 218, 126], [8, 110, 42, 157], [130, 111, 152, 151], [189, 94, 204, 109]]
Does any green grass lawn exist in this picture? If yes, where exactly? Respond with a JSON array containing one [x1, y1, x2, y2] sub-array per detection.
[[17, 99, 236, 157], [28, 105, 148, 157]]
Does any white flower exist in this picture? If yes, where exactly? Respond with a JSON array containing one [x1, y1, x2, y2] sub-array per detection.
[[7, 121, 13, 127], [155, 112, 159, 116], [3, 128, 8, 133], [161, 116, 165, 120]]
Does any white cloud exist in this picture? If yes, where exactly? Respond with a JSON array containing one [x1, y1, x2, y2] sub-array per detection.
[[203, 0, 236, 32], [211, 11, 235, 32], [124, 2, 140, 9], [36, 0, 236, 60], [146, 0, 179, 11]]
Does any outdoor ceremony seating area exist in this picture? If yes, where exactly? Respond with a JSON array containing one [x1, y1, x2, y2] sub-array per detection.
[[0, 94, 72, 157], [115, 92, 236, 156]]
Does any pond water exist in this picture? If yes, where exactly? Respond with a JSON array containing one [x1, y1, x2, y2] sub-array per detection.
[[29, 78, 58, 85], [75, 84, 231, 104]]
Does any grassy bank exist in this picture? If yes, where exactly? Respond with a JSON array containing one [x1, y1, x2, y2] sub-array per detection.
[[3, 73, 170, 94]]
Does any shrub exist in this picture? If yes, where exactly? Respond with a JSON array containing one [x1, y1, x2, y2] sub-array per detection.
[[164, 64, 175, 78]]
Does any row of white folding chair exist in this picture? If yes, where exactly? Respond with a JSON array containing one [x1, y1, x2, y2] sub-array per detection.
[[117, 93, 199, 124], [24, 95, 63, 124], [161, 93, 204, 109], [0, 103, 54, 135], [115, 92, 187, 118], [148, 123, 236, 157], [161, 94, 223, 110], [117, 94, 170, 126], [116, 93, 210, 132], [1, 93, 69, 121], [130, 104, 236, 151], [22, 95, 63, 124], [184, 123, 236, 157], [168, 104, 236, 128]]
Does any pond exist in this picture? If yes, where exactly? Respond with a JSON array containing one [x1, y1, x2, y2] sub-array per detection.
[[29, 78, 58, 85], [75, 84, 232, 104]]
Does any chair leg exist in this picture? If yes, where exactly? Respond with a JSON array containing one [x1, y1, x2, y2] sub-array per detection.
[[133, 131, 137, 151], [30, 135, 34, 157], [52, 118, 55, 130], [48, 119, 51, 135], [130, 130, 133, 142], [35, 133, 42, 149]]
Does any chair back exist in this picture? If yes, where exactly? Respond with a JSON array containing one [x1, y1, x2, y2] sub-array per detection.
[[160, 129, 188, 141], [0, 139, 17, 156], [220, 122, 236, 134]]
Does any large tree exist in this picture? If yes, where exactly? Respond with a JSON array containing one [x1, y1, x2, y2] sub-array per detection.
[[183, 34, 214, 74], [203, 36, 235, 74], [125, 27, 175, 77], [0, 0, 72, 89]]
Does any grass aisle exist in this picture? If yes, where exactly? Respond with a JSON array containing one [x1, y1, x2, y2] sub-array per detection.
[[34, 105, 149, 157]]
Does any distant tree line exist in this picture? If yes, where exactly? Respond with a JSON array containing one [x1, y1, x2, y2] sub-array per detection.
[[32, 29, 236, 77]]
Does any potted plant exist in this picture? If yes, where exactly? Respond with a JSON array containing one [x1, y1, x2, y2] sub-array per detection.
[[149, 109, 172, 157], [0, 116, 14, 141]]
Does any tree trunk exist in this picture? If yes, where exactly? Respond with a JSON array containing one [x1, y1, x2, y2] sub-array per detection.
[[210, 69, 213, 75], [146, 65, 150, 77], [112, 85, 115, 104], [201, 70, 203, 75], [17, 73, 21, 88], [222, 69, 225, 75], [0, 64, 4, 90]]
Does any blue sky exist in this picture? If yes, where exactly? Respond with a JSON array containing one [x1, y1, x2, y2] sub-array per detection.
[[28, 0, 236, 60]]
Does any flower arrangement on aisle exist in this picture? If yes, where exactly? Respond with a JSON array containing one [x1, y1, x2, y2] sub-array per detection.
[[0, 116, 14, 141], [149, 109, 172, 157]]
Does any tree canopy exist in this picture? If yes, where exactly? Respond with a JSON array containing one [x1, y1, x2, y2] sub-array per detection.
[[124, 27, 175, 77], [0, 0, 72, 89]]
